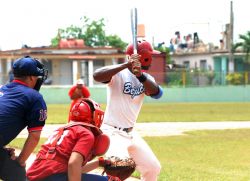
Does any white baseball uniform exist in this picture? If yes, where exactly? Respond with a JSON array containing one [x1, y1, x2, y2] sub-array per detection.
[[101, 68, 161, 181]]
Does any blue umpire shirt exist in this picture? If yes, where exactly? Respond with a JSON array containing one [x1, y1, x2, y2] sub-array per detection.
[[0, 80, 47, 146]]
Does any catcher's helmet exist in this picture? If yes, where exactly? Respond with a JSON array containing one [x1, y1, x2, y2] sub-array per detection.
[[69, 98, 104, 128], [126, 40, 161, 70]]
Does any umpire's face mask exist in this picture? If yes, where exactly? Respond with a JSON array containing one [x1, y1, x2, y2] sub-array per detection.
[[34, 77, 44, 91], [33, 70, 48, 91]]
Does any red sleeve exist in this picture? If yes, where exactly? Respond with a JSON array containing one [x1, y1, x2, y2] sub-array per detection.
[[81, 86, 90, 98], [73, 127, 95, 161], [68, 86, 77, 97], [28, 126, 43, 132]]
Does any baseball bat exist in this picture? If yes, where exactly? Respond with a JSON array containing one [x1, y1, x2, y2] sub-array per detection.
[[131, 7, 138, 54], [130, 8, 139, 74]]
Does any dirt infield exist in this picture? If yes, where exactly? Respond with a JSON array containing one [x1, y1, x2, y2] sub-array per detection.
[[18, 121, 250, 138]]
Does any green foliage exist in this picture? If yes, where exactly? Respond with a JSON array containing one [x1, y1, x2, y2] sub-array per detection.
[[166, 71, 193, 87], [61, 25, 83, 39], [226, 72, 243, 85], [205, 71, 215, 85], [51, 25, 83, 47], [81, 16, 106, 47], [155, 46, 172, 64], [233, 31, 250, 62], [51, 36, 59, 47], [106, 34, 128, 50], [50, 16, 127, 49], [166, 71, 183, 86]]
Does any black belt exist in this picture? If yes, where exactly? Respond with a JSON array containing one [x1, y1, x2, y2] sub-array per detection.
[[114, 126, 133, 133]]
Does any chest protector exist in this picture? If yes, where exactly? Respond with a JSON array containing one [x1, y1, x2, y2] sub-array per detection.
[[37, 122, 110, 164]]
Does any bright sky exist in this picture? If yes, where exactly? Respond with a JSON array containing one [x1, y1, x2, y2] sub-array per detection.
[[0, 0, 249, 50]]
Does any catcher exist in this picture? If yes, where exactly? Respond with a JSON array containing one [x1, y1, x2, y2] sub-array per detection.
[[26, 98, 135, 181]]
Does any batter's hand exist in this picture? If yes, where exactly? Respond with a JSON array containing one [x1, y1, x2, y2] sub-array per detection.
[[129, 54, 142, 77]]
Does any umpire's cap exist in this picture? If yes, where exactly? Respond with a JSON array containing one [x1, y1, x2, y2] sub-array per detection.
[[13, 56, 45, 76]]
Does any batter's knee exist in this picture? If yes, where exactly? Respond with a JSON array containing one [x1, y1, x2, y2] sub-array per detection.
[[138, 159, 161, 177], [140, 163, 161, 181], [148, 160, 161, 175]]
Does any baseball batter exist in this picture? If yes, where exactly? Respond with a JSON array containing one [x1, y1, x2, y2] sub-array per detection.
[[0, 56, 48, 181], [93, 40, 163, 181]]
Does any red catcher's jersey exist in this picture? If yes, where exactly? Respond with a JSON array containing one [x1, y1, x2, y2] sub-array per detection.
[[26, 125, 95, 181], [68, 85, 90, 99], [68, 85, 91, 117]]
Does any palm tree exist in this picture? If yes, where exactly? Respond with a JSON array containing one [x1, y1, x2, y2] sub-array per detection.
[[233, 31, 250, 62]]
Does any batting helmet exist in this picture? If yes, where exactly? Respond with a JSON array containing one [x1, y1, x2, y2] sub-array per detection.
[[126, 40, 161, 70], [69, 98, 104, 128]]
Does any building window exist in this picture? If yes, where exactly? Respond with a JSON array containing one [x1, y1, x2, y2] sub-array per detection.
[[183, 61, 190, 69], [42, 59, 52, 74], [93, 60, 105, 85], [41, 59, 53, 85], [93, 59, 105, 71], [200, 59, 207, 71]]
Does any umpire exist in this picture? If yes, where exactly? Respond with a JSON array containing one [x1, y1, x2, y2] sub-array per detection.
[[0, 56, 48, 181]]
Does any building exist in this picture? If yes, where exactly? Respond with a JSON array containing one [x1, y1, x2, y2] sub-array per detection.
[[0, 39, 166, 86], [0, 45, 124, 86], [171, 43, 248, 85]]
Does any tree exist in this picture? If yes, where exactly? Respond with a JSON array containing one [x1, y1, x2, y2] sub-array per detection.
[[51, 25, 83, 47], [106, 34, 128, 50], [51, 16, 127, 50], [233, 31, 250, 62], [154, 44, 171, 64], [81, 16, 106, 47]]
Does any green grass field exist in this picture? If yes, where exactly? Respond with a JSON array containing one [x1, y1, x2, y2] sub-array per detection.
[[47, 102, 250, 124], [146, 129, 250, 181], [8, 102, 250, 180], [10, 129, 250, 180]]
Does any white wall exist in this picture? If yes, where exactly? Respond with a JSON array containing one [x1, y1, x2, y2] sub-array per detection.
[[172, 54, 214, 70]]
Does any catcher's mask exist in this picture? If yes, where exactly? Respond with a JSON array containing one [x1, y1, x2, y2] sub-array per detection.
[[12, 56, 48, 91], [126, 40, 161, 70], [69, 98, 104, 128]]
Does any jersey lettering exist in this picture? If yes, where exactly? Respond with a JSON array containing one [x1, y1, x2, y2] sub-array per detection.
[[45, 130, 69, 146], [39, 109, 47, 121], [123, 82, 144, 98], [44, 131, 58, 145], [57, 130, 69, 145]]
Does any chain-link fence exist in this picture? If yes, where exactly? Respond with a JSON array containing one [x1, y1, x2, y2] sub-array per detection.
[[1, 71, 250, 87], [165, 70, 250, 87]]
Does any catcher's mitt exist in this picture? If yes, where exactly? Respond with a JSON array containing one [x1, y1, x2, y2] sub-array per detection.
[[99, 156, 136, 181]]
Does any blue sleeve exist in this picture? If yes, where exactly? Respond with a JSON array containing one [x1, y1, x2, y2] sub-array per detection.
[[150, 86, 163, 99], [26, 94, 47, 129]]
